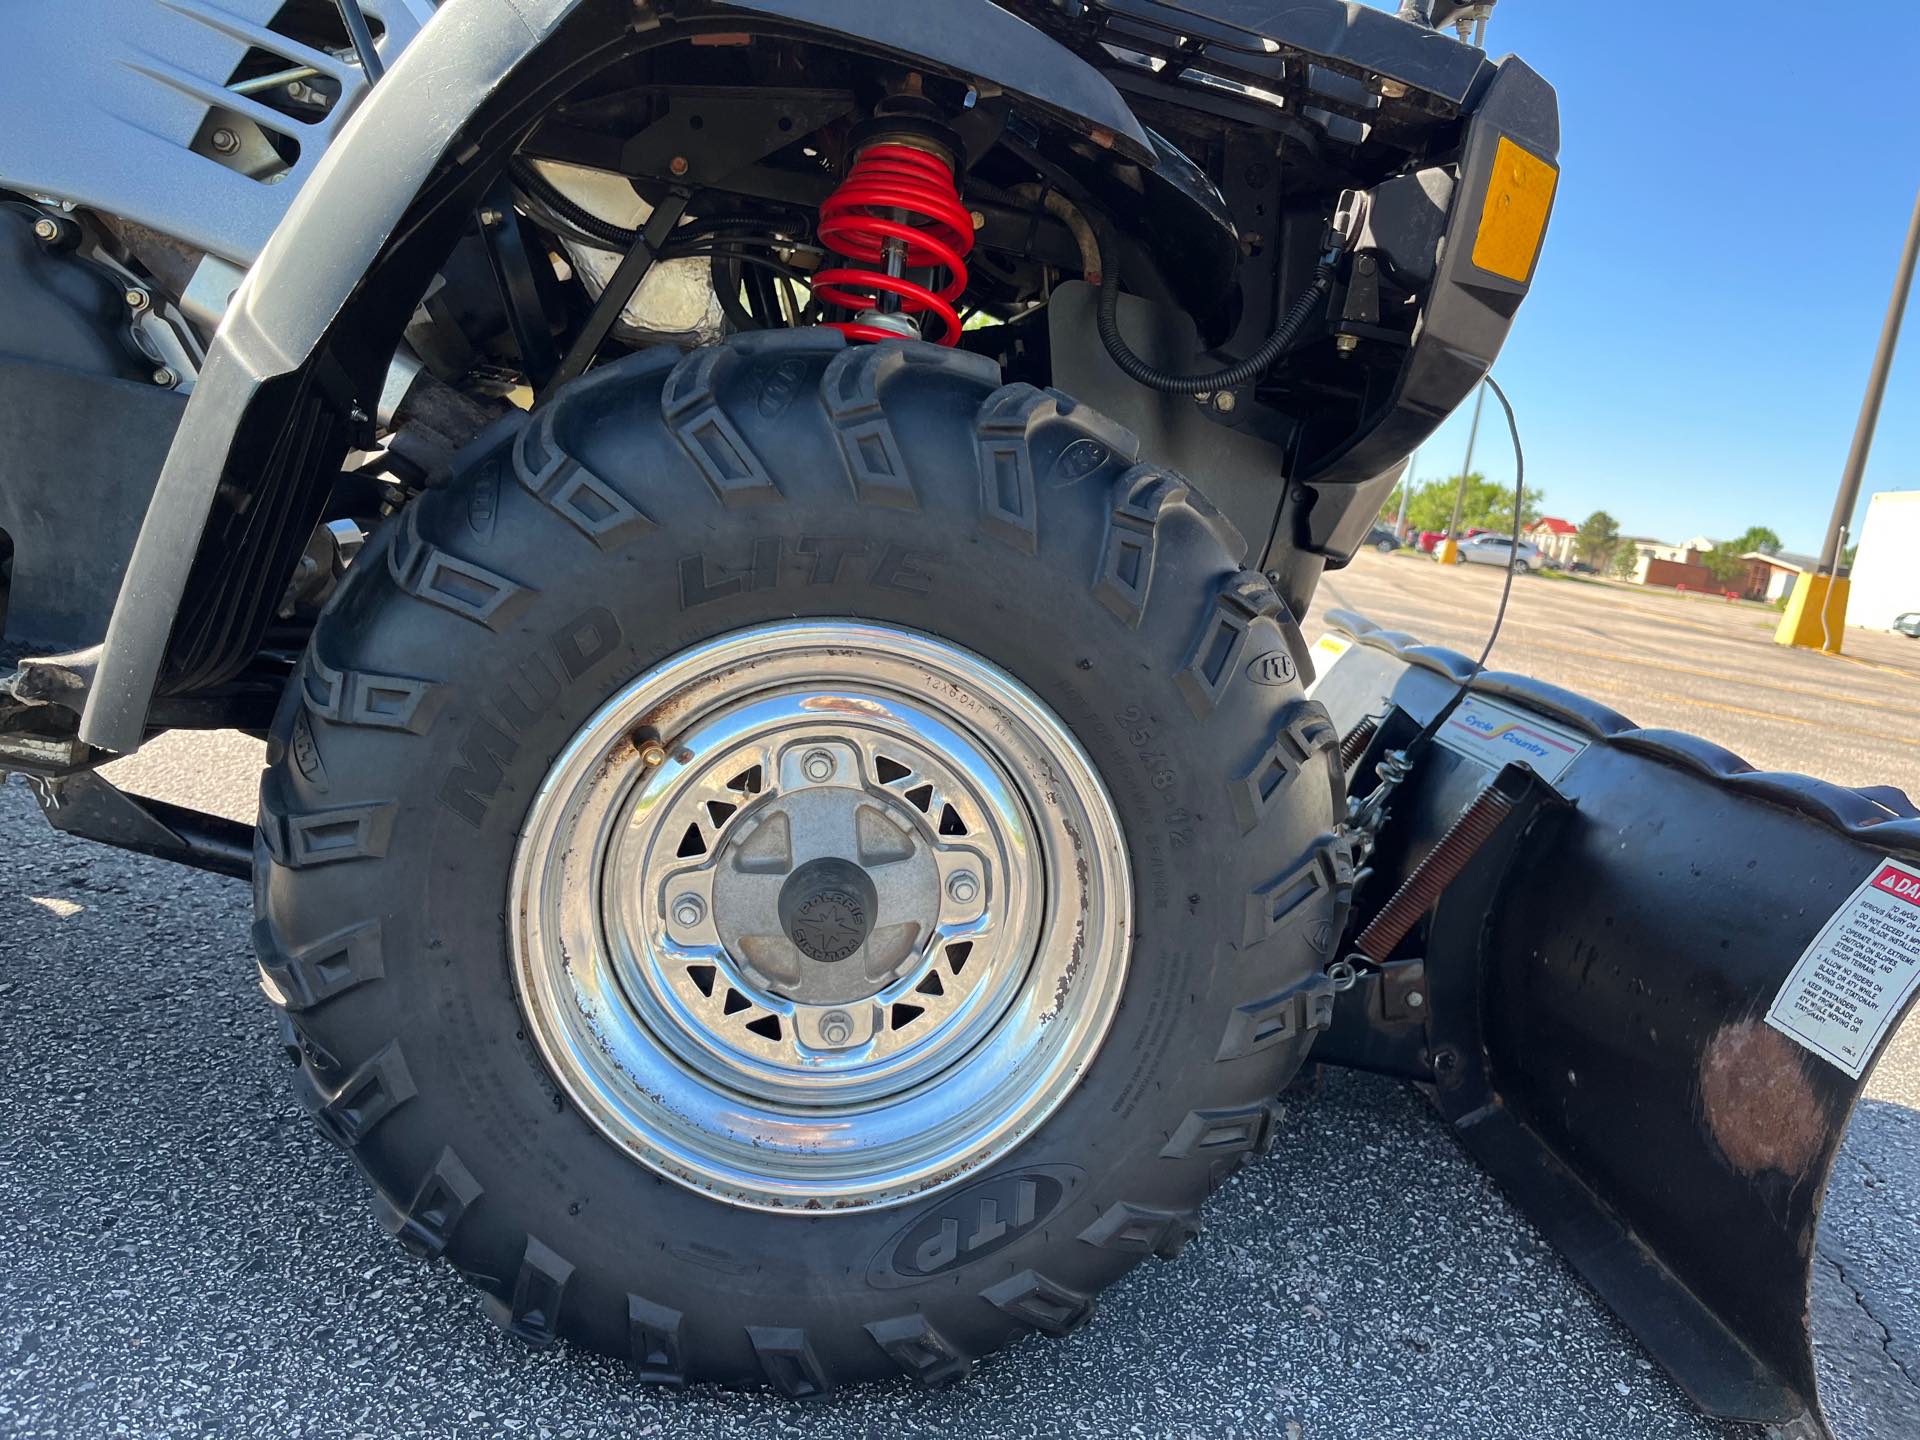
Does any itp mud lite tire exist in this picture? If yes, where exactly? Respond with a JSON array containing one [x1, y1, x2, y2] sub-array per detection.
[[255, 331, 1349, 1392]]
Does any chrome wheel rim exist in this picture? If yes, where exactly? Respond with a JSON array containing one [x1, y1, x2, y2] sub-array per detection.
[[509, 620, 1131, 1211]]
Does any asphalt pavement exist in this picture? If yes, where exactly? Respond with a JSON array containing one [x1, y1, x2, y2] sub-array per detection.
[[1, 550, 1916, 1439]]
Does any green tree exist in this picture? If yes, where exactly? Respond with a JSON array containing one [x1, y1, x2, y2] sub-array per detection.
[[1611, 544, 1639, 579], [1398, 473, 1543, 534], [1574, 510, 1620, 568], [1701, 525, 1783, 584]]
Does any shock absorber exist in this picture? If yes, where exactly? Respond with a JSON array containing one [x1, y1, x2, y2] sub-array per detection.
[[812, 109, 974, 346]]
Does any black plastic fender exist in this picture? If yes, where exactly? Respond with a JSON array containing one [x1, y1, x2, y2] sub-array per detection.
[[76, 0, 1153, 754], [1281, 54, 1560, 568]]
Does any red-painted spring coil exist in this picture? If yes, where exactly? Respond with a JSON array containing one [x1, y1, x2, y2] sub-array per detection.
[[813, 142, 974, 346]]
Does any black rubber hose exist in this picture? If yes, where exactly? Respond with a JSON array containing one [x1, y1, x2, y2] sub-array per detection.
[[1096, 224, 1335, 394], [509, 160, 638, 249], [331, 0, 385, 82]]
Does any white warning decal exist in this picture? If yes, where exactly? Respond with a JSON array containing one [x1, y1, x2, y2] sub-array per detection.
[[1766, 857, 1920, 1079], [1435, 694, 1588, 784]]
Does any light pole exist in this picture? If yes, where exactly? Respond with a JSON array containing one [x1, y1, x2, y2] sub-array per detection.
[[1776, 181, 1920, 653], [1437, 382, 1486, 566], [1395, 447, 1418, 539]]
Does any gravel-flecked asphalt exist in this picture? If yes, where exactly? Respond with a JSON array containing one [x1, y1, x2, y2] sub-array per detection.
[[2, 552, 1915, 1439]]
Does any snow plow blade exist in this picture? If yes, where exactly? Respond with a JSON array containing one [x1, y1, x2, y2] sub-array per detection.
[[1309, 610, 1920, 1435]]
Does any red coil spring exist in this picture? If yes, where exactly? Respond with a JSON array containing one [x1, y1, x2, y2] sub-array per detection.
[[813, 142, 974, 346]]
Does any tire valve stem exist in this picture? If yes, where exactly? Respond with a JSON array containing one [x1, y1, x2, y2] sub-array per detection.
[[1351, 766, 1529, 965]]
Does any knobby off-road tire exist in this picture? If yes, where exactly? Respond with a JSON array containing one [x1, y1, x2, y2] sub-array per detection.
[[255, 331, 1349, 1393]]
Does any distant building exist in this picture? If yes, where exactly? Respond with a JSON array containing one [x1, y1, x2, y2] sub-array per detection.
[[1736, 550, 1818, 603], [1524, 516, 1579, 565], [1847, 490, 1920, 630], [1642, 556, 1714, 591], [1622, 536, 1715, 586]]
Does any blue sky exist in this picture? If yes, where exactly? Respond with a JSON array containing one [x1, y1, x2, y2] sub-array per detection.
[[1397, 2, 1920, 554]]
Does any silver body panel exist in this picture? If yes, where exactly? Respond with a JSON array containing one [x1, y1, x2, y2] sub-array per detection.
[[0, 0, 433, 265], [79, 0, 584, 751]]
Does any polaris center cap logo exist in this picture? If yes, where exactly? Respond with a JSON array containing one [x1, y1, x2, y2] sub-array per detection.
[[790, 889, 868, 962]]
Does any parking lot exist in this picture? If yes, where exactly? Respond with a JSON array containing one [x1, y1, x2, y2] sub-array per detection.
[[1314, 548, 1920, 797], [1, 552, 1915, 1439]]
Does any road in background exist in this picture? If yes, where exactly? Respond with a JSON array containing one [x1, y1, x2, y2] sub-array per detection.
[[0, 551, 1914, 1437]]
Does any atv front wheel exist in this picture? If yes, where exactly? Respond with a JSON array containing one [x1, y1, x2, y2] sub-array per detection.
[[255, 332, 1347, 1391]]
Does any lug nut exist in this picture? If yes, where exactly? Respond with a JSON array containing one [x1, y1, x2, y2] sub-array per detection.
[[672, 894, 706, 928], [801, 749, 836, 782], [947, 871, 980, 905], [820, 1010, 854, 1046]]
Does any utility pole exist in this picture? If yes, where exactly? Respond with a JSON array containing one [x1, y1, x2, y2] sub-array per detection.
[[1777, 182, 1920, 652], [1437, 382, 1486, 566], [1395, 447, 1418, 539]]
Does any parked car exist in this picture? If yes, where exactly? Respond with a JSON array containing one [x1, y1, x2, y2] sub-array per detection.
[[1896, 612, 1920, 638], [1451, 533, 1549, 572], [1363, 524, 1402, 553]]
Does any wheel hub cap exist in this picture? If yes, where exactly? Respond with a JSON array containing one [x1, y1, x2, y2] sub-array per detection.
[[509, 621, 1131, 1211]]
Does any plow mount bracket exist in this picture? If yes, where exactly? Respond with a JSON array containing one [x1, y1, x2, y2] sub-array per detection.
[[1309, 610, 1920, 1436]]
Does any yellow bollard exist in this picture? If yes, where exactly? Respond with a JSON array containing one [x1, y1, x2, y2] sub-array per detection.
[[1436, 537, 1462, 565], [1773, 573, 1849, 653]]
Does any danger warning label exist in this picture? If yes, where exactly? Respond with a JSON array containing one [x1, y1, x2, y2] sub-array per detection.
[[1766, 857, 1920, 1079]]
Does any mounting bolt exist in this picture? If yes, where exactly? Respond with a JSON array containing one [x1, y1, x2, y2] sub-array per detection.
[[1406, 990, 1425, 1008], [637, 739, 668, 768], [669, 155, 690, 177], [210, 127, 241, 156], [32, 217, 59, 242], [672, 894, 706, 928], [1334, 333, 1359, 355], [947, 871, 980, 905], [125, 288, 150, 312], [1212, 391, 1237, 414], [479, 208, 504, 228], [970, 209, 987, 230], [152, 367, 177, 388], [801, 749, 836, 782], [819, 1010, 854, 1047]]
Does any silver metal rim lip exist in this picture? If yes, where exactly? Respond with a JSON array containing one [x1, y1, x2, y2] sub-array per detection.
[[508, 620, 1132, 1212]]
